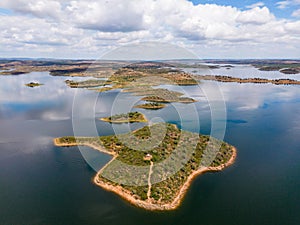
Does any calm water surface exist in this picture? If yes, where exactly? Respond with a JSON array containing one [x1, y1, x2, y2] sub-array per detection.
[[0, 69, 299, 225]]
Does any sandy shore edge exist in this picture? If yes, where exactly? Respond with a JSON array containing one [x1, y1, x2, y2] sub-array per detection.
[[53, 138, 116, 156]]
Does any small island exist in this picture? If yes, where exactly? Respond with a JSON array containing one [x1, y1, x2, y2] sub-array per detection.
[[100, 112, 148, 123], [279, 68, 300, 74], [141, 95, 197, 103], [124, 87, 198, 104], [134, 102, 166, 110], [54, 123, 236, 211], [65, 79, 110, 88], [25, 82, 43, 87], [255, 63, 300, 74]]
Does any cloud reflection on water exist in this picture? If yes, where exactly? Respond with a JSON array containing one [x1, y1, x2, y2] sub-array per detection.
[[0, 70, 299, 154]]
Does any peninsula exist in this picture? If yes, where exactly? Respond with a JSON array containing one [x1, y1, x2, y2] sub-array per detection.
[[54, 123, 236, 211]]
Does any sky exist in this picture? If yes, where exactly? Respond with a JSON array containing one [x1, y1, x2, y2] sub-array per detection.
[[0, 0, 300, 59]]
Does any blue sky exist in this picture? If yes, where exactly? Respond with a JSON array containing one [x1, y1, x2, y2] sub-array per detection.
[[0, 8, 11, 15], [0, 0, 299, 59]]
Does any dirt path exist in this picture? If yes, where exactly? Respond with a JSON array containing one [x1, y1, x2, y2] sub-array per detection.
[[147, 161, 154, 200]]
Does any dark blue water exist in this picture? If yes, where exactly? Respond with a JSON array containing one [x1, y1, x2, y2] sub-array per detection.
[[0, 71, 299, 225]]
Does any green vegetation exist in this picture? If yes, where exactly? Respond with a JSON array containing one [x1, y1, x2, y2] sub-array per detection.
[[98, 123, 234, 204], [110, 67, 198, 86], [57, 136, 77, 144], [197, 75, 300, 85], [171, 63, 220, 69], [142, 95, 196, 103], [124, 86, 196, 103], [1, 70, 28, 75], [134, 102, 166, 110], [254, 64, 300, 74], [100, 112, 148, 123], [280, 68, 300, 74], [25, 82, 43, 87], [65, 79, 110, 88], [51, 67, 88, 76]]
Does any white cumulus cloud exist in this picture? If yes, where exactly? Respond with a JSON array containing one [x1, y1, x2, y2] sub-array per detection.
[[236, 7, 275, 25], [246, 2, 265, 9], [0, 0, 62, 19], [66, 0, 146, 32], [292, 8, 300, 17], [276, 0, 300, 9], [0, 0, 299, 58]]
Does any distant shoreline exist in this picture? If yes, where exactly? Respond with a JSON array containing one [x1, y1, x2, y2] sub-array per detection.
[[196, 75, 300, 85]]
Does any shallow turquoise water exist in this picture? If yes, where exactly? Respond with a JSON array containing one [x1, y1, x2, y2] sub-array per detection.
[[0, 70, 299, 225]]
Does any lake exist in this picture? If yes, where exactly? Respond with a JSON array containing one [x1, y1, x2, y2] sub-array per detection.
[[0, 67, 299, 225]]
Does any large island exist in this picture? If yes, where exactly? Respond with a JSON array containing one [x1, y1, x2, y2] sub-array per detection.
[[54, 123, 236, 211]]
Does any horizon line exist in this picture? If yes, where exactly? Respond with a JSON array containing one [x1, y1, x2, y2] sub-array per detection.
[[1, 57, 300, 61]]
